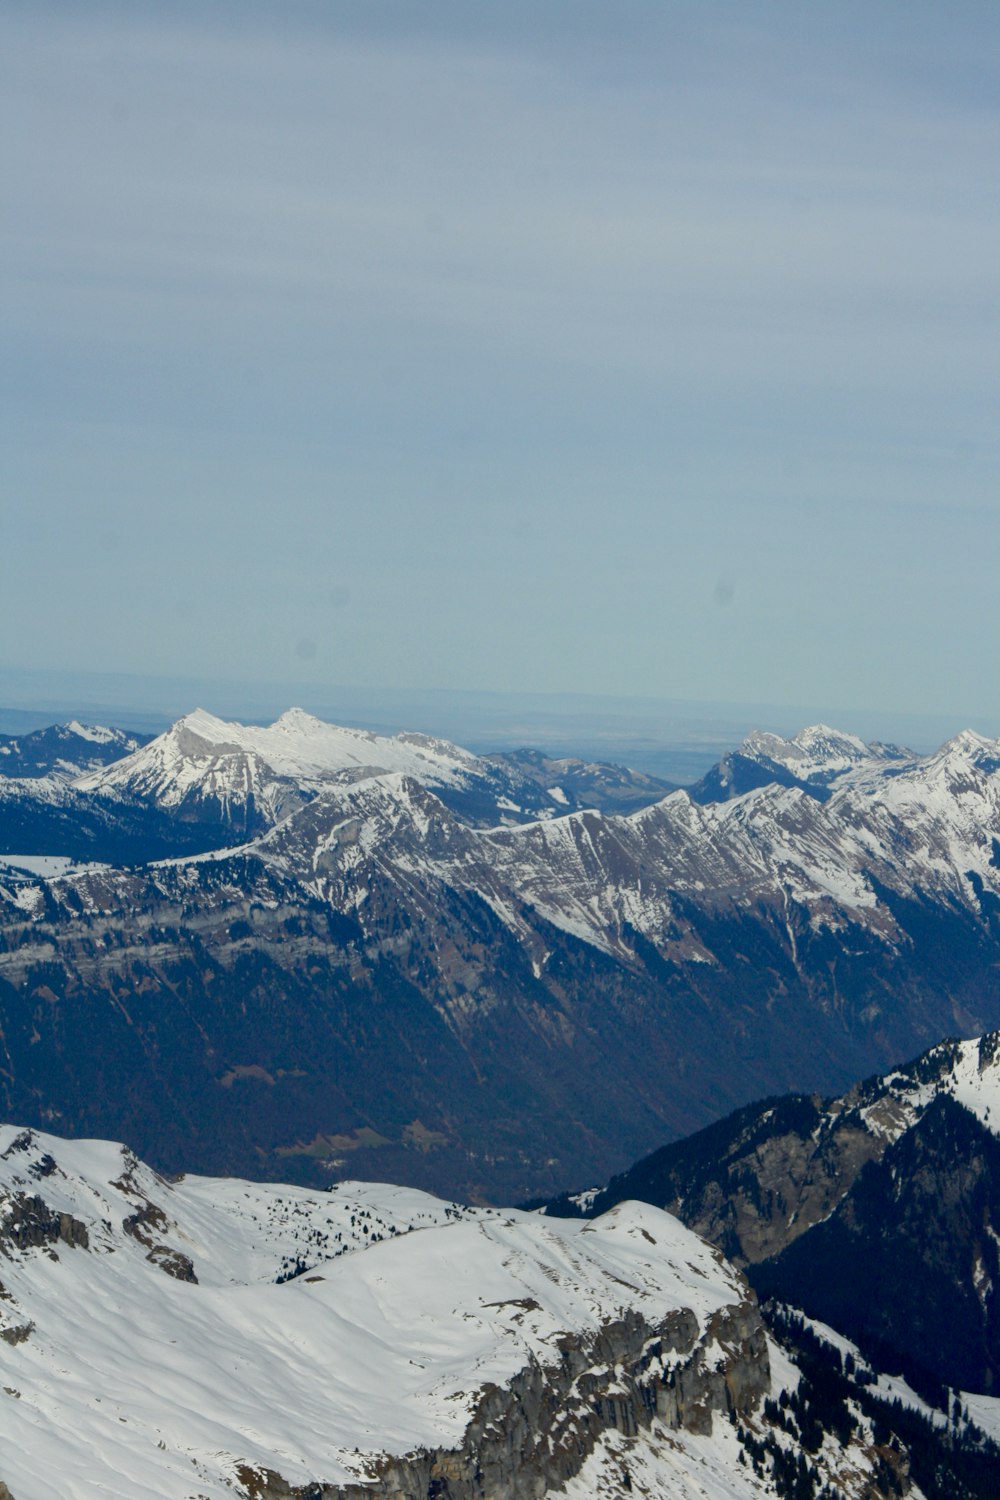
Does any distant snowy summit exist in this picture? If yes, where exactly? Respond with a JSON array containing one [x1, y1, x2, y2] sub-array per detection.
[[688, 721, 915, 802], [74, 705, 484, 830], [0, 720, 148, 780], [69, 705, 676, 833], [742, 721, 909, 775]]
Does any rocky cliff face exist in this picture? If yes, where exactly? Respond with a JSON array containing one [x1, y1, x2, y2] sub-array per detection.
[[545, 1032, 1000, 1401], [754, 1092, 1000, 1395], [552, 1090, 893, 1267], [244, 1299, 769, 1500]]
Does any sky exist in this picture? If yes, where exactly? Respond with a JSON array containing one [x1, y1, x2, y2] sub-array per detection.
[[3, 1, 999, 726]]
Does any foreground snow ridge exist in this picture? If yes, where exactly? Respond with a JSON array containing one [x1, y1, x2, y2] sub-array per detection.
[[0, 1125, 774, 1500]]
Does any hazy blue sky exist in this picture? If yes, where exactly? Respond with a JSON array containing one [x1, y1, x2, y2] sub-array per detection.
[[3, 2, 998, 722]]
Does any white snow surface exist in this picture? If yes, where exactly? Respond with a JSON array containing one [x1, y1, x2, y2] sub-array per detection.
[[922, 1037, 1000, 1133], [0, 1124, 748, 1500], [0, 854, 79, 878], [963, 1392, 1000, 1446], [65, 721, 121, 744], [73, 707, 485, 821]]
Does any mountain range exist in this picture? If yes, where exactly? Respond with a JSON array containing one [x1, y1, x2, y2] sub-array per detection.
[[5, 710, 1000, 1496], [3, 710, 1000, 1199], [0, 709, 674, 865]]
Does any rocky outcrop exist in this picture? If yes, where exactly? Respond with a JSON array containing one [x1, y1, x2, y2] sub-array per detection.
[[645, 1109, 887, 1267], [121, 1199, 197, 1282], [242, 1292, 768, 1500], [0, 1192, 88, 1254], [0, 1322, 33, 1346]]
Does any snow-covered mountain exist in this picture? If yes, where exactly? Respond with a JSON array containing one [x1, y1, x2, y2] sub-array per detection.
[[183, 722, 1000, 960], [71, 707, 673, 835], [0, 1123, 942, 1500], [6, 719, 1000, 1201], [0, 709, 678, 866], [543, 1030, 1000, 1400], [74, 707, 485, 825], [38, 715, 1000, 962], [742, 723, 909, 780], [0, 721, 149, 780], [689, 722, 914, 803]]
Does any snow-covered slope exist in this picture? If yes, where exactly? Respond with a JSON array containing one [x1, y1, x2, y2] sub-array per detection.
[[853, 1031, 1000, 1138], [0, 1124, 925, 1500], [0, 1123, 783, 1500]]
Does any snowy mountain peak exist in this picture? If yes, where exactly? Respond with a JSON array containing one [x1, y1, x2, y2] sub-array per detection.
[[64, 720, 121, 745], [272, 705, 326, 730], [72, 707, 498, 832], [742, 724, 872, 771], [707, 724, 920, 803], [172, 706, 234, 735], [937, 728, 1000, 762], [795, 722, 870, 755], [160, 707, 250, 756]]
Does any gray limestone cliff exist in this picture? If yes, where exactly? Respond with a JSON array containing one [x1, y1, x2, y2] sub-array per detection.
[[241, 1289, 768, 1500]]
